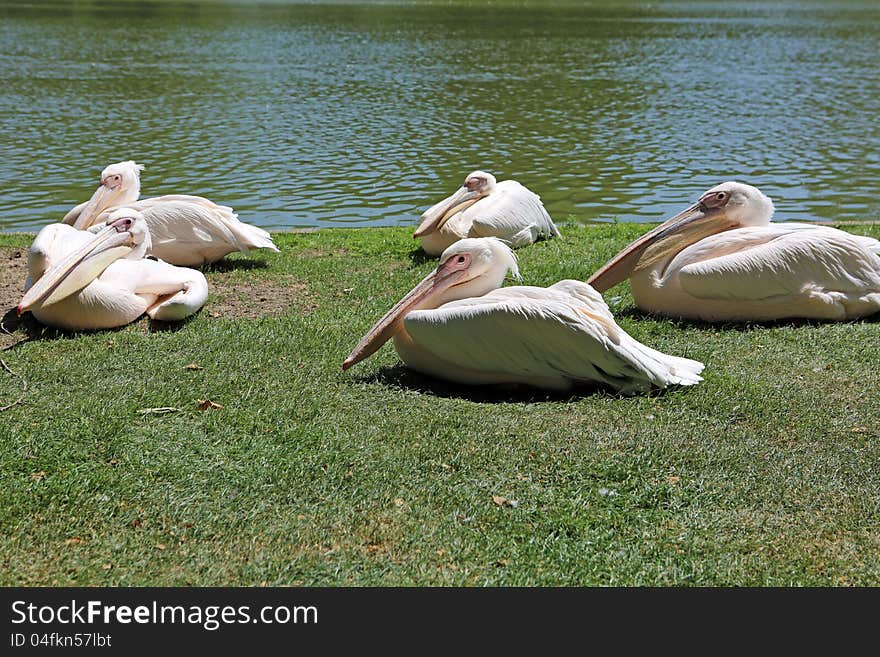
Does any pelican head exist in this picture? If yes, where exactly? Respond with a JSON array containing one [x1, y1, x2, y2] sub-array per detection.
[[413, 170, 498, 238], [342, 237, 518, 370], [72, 160, 144, 230], [588, 181, 775, 292], [102, 207, 152, 259], [19, 209, 149, 314]]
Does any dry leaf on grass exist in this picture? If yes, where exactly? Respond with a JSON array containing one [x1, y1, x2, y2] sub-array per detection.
[[492, 495, 518, 508], [197, 399, 223, 411], [666, 476, 681, 485], [184, 363, 203, 371], [30, 471, 45, 481], [64, 537, 83, 546]]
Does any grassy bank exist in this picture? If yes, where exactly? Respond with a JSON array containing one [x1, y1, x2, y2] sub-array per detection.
[[1, 223, 879, 586]]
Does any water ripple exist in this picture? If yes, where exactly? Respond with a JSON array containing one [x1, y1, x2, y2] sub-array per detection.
[[1, 1, 879, 232]]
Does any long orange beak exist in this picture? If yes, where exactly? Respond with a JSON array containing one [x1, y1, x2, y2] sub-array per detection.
[[413, 186, 482, 238], [72, 182, 124, 230], [342, 259, 470, 370], [18, 221, 134, 314], [587, 202, 716, 292]]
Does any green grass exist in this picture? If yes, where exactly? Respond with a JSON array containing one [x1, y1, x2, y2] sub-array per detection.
[[1, 223, 879, 586]]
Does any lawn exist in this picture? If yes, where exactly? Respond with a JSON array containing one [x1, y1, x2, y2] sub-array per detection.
[[0, 223, 878, 586]]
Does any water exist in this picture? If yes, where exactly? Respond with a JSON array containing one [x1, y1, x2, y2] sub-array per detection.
[[1, 0, 879, 232]]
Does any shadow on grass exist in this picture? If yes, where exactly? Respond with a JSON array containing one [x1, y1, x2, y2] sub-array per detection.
[[1, 305, 202, 347], [1, 307, 67, 347], [201, 258, 268, 274], [2, 308, 104, 350], [615, 305, 880, 331], [356, 364, 673, 404], [148, 310, 202, 333], [407, 248, 436, 267]]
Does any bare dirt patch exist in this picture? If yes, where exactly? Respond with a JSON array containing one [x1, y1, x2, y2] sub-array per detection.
[[0, 249, 313, 332], [0, 248, 28, 348], [0, 248, 27, 312], [204, 274, 315, 319]]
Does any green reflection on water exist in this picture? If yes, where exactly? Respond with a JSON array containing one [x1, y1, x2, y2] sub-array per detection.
[[1, 1, 879, 231]]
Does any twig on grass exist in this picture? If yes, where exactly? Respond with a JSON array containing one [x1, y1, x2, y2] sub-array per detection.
[[136, 407, 183, 415], [1, 309, 33, 352], [0, 358, 26, 411], [2, 338, 29, 352]]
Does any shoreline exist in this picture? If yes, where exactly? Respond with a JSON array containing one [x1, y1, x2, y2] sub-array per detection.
[[1, 218, 877, 238]]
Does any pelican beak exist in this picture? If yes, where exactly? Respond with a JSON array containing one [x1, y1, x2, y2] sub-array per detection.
[[587, 201, 725, 292], [72, 181, 124, 230], [342, 258, 470, 370], [18, 221, 135, 314], [413, 186, 482, 238]]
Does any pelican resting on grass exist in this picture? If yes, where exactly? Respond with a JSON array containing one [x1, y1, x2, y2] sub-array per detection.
[[63, 160, 279, 266], [343, 238, 704, 393], [19, 209, 208, 331], [588, 182, 880, 322], [413, 171, 561, 256]]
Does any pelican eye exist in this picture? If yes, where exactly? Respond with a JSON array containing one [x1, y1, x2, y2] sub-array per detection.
[[456, 255, 466, 263], [716, 192, 726, 200]]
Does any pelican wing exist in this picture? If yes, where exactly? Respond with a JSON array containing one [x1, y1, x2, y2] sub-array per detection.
[[465, 181, 561, 246], [136, 194, 237, 218], [95, 197, 278, 266], [675, 224, 880, 301], [128, 199, 247, 249], [404, 280, 702, 392], [98, 258, 208, 322]]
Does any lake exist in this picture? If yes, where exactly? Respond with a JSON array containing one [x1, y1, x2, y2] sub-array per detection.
[[1, 0, 878, 232]]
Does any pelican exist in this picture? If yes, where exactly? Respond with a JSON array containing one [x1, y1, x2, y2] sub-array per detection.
[[63, 161, 279, 266], [588, 182, 880, 322], [20, 209, 208, 331], [413, 171, 561, 256], [342, 238, 704, 393]]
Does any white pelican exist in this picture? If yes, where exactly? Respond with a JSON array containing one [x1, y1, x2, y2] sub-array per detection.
[[20, 209, 208, 331], [588, 182, 880, 323], [413, 171, 561, 256], [342, 238, 704, 393], [63, 161, 279, 267]]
